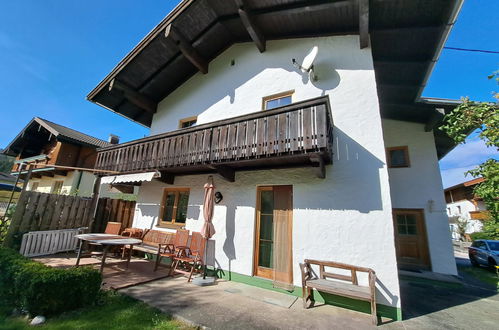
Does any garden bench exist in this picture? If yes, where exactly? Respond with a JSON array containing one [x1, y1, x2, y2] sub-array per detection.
[[299, 259, 377, 325], [125, 229, 174, 255]]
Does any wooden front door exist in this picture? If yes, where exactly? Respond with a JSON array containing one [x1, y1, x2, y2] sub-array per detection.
[[393, 209, 431, 270], [254, 186, 293, 282]]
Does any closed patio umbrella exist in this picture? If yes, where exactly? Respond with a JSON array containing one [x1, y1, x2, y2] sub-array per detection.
[[199, 176, 215, 281], [201, 177, 216, 240]]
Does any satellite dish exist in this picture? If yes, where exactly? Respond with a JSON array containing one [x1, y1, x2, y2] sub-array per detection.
[[300, 46, 318, 72], [292, 46, 319, 81]]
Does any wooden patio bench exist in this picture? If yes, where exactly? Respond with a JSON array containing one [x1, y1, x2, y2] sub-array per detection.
[[123, 229, 174, 256], [299, 259, 378, 325]]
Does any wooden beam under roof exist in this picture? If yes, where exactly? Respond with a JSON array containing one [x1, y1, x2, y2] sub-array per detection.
[[109, 79, 157, 113], [165, 24, 208, 74], [256, 0, 351, 18], [310, 154, 326, 179], [425, 108, 446, 132], [358, 0, 369, 49], [235, 0, 266, 53]]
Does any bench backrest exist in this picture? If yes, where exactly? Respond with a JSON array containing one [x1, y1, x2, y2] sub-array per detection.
[[122, 228, 143, 238], [142, 229, 175, 246], [303, 259, 375, 286]]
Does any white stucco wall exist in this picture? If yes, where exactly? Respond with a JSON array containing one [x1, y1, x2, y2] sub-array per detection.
[[382, 119, 457, 275], [447, 199, 483, 237], [29, 172, 75, 195], [132, 36, 402, 308], [28, 171, 97, 198]]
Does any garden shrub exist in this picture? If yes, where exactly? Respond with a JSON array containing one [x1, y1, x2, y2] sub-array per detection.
[[0, 247, 101, 316], [470, 231, 494, 241]]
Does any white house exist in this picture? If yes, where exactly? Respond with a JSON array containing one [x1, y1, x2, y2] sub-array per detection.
[[87, 0, 464, 321], [445, 178, 487, 240]]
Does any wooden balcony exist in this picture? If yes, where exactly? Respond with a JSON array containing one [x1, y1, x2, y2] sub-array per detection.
[[469, 211, 490, 221], [95, 97, 333, 182]]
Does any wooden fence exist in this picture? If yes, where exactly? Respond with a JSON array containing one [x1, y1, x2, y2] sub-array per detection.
[[3, 191, 136, 248], [92, 197, 136, 232]]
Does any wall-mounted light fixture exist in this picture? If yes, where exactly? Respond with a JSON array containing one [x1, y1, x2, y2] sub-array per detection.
[[215, 192, 223, 204]]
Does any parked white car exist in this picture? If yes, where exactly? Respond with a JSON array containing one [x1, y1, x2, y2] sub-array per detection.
[[468, 240, 499, 268]]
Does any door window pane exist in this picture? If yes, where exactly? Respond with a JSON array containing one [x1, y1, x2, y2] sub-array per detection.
[[397, 214, 418, 236], [258, 241, 273, 268], [260, 215, 274, 241], [261, 190, 274, 214]]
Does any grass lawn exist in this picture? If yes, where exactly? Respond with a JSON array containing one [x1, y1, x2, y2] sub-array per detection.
[[0, 291, 194, 330], [459, 265, 499, 291]]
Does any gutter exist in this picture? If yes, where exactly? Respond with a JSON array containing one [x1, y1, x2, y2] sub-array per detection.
[[415, 0, 465, 100]]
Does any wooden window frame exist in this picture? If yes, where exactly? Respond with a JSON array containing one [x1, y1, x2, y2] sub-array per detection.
[[158, 188, 190, 228], [386, 146, 410, 168], [262, 90, 294, 110], [178, 116, 197, 129]]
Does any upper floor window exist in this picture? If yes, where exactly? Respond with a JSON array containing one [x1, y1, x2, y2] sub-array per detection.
[[386, 146, 410, 168], [52, 180, 64, 194], [179, 116, 197, 129], [158, 188, 190, 227], [262, 90, 294, 110]]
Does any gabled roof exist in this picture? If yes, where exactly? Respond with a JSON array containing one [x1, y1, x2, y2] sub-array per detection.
[[2, 117, 110, 156], [87, 0, 463, 158], [444, 177, 485, 192]]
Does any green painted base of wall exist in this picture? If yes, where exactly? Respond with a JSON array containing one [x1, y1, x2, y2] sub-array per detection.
[[209, 268, 402, 321], [144, 253, 172, 266]]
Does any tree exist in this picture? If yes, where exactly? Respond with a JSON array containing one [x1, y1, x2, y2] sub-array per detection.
[[0, 150, 14, 173], [440, 71, 499, 240]]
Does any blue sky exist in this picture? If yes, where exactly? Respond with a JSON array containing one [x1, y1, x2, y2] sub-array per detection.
[[0, 1, 497, 188]]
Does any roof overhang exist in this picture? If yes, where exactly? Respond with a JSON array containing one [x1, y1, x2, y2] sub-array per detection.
[[87, 0, 464, 158]]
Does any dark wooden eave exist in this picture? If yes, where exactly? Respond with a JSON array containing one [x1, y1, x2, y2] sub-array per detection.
[[87, 0, 463, 158]]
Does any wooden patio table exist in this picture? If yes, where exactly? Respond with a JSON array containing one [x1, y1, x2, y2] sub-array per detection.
[[75, 234, 142, 273]]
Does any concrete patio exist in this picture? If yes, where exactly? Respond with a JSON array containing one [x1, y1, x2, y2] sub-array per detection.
[[35, 253, 499, 329], [121, 272, 499, 330]]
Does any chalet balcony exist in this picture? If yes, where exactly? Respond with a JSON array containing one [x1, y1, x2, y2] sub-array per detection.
[[95, 97, 333, 181]]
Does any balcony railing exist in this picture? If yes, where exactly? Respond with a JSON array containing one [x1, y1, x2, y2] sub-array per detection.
[[95, 96, 333, 179]]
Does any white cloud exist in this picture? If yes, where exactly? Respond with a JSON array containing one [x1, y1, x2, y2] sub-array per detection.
[[440, 138, 498, 170], [440, 165, 480, 188]]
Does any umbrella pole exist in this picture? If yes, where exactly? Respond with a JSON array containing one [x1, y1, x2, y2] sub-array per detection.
[[203, 238, 208, 279]]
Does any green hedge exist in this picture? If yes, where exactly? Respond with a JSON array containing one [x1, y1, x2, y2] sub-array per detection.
[[470, 231, 494, 241], [0, 247, 102, 316]]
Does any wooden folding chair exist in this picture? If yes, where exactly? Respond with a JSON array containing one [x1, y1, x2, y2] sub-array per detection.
[[171, 232, 206, 282], [89, 221, 122, 254], [120, 228, 144, 259], [154, 229, 189, 271], [104, 222, 122, 235]]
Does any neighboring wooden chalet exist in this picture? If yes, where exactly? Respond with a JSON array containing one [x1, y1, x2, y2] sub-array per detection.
[[445, 177, 488, 239], [2, 117, 112, 197], [86, 0, 465, 321]]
